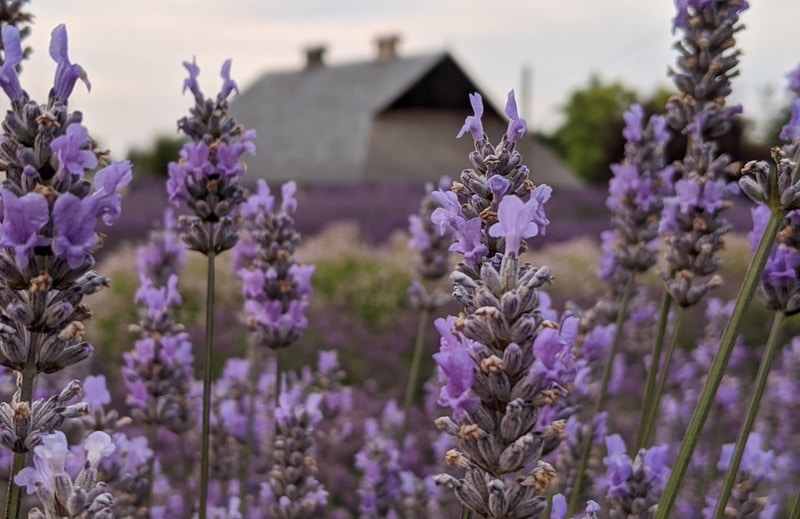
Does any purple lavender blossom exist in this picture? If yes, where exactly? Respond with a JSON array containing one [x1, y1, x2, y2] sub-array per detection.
[[15, 430, 115, 516], [262, 387, 327, 518], [504, 90, 527, 143], [787, 65, 800, 98], [167, 58, 253, 255], [0, 189, 50, 267], [432, 90, 572, 517], [780, 99, 800, 143], [235, 179, 314, 349], [456, 92, 484, 141], [0, 25, 130, 469], [408, 177, 455, 280], [489, 189, 551, 257], [659, 0, 747, 308], [124, 214, 195, 435], [432, 317, 479, 421], [602, 434, 670, 516], [706, 433, 775, 518], [50, 123, 98, 179], [49, 24, 91, 100], [0, 25, 24, 101]]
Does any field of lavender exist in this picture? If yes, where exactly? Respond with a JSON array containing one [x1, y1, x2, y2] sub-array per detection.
[[1, 0, 800, 518]]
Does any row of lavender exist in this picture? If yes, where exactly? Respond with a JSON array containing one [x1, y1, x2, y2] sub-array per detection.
[[0, 0, 799, 518]]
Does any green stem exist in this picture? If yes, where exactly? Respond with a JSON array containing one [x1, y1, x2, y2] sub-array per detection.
[[791, 490, 800, 519], [656, 209, 784, 519], [402, 306, 431, 434], [198, 244, 217, 519], [239, 344, 261, 517], [274, 349, 282, 409], [460, 506, 472, 519], [639, 307, 685, 449], [5, 331, 40, 519], [635, 289, 673, 450], [568, 274, 636, 516], [712, 311, 785, 519]]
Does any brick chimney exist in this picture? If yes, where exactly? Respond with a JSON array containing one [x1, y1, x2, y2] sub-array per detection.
[[374, 34, 400, 62], [304, 45, 326, 69]]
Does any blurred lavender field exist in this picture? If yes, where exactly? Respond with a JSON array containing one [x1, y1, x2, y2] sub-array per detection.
[[108, 175, 757, 252]]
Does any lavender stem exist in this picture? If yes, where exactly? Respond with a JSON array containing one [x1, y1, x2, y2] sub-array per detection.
[[402, 305, 430, 433], [635, 289, 672, 450], [640, 307, 685, 449], [5, 332, 41, 519], [712, 311, 785, 519], [198, 234, 217, 519]]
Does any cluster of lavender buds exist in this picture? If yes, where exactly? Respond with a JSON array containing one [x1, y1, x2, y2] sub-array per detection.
[[15, 431, 115, 518], [234, 180, 314, 349], [409, 176, 455, 282], [430, 91, 576, 518], [658, 0, 748, 308], [597, 104, 673, 315], [262, 386, 327, 518], [79, 375, 155, 519], [705, 433, 775, 517], [740, 66, 800, 314], [123, 210, 195, 434], [0, 23, 131, 453], [554, 413, 608, 503], [601, 434, 670, 518], [551, 494, 601, 519], [355, 400, 439, 518], [167, 58, 254, 255]]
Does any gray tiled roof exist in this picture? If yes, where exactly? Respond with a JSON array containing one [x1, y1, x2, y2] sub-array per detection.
[[231, 53, 457, 182]]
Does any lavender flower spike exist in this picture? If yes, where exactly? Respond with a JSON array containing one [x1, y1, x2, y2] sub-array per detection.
[[602, 434, 670, 517], [168, 58, 253, 255], [434, 91, 572, 518], [0, 23, 130, 463], [235, 179, 314, 349]]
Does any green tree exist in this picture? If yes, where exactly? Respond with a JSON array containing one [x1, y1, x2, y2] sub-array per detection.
[[552, 76, 637, 184], [126, 134, 186, 178]]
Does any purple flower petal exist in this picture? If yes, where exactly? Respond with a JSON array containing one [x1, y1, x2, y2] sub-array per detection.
[[504, 90, 527, 142], [49, 24, 90, 99], [52, 193, 100, 268], [0, 25, 24, 100], [456, 92, 484, 141], [0, 189, 50, 267], [219, 59, 239, 100]]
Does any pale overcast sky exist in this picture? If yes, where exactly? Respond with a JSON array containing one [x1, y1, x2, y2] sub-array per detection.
[[10, 0, 800, 156]]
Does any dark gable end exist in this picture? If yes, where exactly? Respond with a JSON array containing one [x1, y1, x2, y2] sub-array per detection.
[[230, 51, 582, 188]]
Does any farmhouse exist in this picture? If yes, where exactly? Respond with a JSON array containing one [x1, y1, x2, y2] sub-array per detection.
[[230, 36, 582, 187]]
